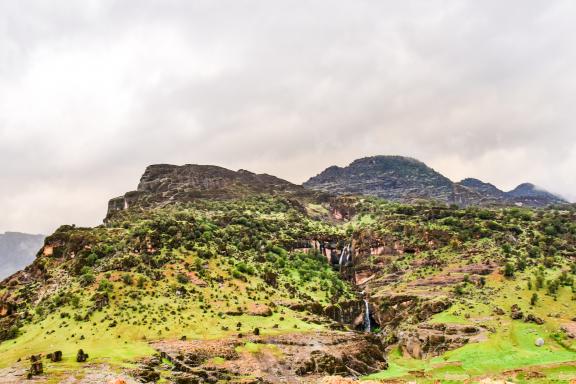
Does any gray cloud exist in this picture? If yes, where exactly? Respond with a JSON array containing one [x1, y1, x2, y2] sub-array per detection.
[[1, 0, 575, 233]]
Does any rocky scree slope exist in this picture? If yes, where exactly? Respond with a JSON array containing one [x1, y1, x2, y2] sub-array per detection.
[[304, 156, 567, 207]]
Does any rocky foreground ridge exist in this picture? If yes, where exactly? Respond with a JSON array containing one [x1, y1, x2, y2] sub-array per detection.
[[304, 156, 567, 207]]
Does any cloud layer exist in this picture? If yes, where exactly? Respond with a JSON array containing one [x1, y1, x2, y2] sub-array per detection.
[[1, 0, 575, 233]]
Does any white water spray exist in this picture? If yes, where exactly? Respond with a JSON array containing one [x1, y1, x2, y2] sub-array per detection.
[[363, 299, 371, 333]]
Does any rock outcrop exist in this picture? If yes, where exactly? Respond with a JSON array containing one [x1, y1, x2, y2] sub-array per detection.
[[106, 164, 317, 219]]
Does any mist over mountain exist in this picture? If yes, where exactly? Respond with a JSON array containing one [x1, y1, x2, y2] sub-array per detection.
[[0, 232, 45, 280]]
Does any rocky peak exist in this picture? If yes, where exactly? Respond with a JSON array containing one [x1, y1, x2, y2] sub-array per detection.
[[457, 178, 506, 199], [106, 164, 305, 219], [508, 183, 540, 197], [304, 155, 567, 208], [304, 155, 455, 203], [507, 182, 566, 207]]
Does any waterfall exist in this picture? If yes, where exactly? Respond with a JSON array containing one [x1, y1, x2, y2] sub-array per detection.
[[345, 244, 351, 265], [339, 244, 351, 270], [338, 247, 346, 268], [363, 299, 371, 333]]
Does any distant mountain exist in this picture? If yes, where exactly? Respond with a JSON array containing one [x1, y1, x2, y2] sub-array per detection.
[[506, 183, 567, 207], [303, 156, 455, 203], [0, 232, 44, 279], [304, 156, 567, 207]]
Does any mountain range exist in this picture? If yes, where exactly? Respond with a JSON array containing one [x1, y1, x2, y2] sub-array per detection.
[[304, 155, 567, 207], [106, 156, 567, 219], [1, 156, 574, 383]]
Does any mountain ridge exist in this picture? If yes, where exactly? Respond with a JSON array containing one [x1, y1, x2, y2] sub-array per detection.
[[0, 232, 45, 280], [304, 155, 567, 207]]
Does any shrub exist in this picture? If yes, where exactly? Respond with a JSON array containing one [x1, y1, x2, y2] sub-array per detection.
[[98, 279, 113, 292], [122, 274, 133, 286], [236, 262, 255, 275], [176, 273, 190, 284], [79, 273, 95, 286], [503, 263, 515, 278]]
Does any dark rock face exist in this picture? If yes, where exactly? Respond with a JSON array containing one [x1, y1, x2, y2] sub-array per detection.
[[304, 156, 566, 207], [457, 178, 507, 203], [304, 156, 455, 203], [106, 164, 310, 219], [507, 183, 566, 207], [0, 232, 45, 280]]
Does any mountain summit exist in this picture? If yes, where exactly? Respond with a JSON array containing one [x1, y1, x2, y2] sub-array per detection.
[[107, 164, 310, 219], [304, 156, 455, 203], [304, 155, 566, 207]]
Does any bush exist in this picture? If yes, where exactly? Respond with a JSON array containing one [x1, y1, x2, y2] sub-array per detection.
[[503, 263, 515, 278], [236, 262, 255, 275], [98, 279, 113, 292], [176, 273, 190, 284], [79, 273, 95, 286], [122, 274, 133, 286]]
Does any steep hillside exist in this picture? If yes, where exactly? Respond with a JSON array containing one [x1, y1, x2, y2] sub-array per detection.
[[0, 232, 45, 280], [304, 156, 567, 208], [1, 165, 575, 383], [346, 199, 576, 381]]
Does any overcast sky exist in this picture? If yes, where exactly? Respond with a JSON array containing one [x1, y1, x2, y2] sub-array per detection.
[[1, 0, 575, 234]]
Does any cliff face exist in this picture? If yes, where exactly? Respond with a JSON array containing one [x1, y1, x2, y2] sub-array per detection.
[[107, 164, 309, 219], [304, 156, 567, 207]]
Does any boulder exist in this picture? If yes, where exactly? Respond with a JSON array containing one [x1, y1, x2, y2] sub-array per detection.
[[510, 304, 523, 320], [248, 304, 273, 317], [76, 349, 89, 362], [27, 354, 43, 379], [535, 338, 545, 347], [47, 351, 62, 362], [524, 314, 544, 325]]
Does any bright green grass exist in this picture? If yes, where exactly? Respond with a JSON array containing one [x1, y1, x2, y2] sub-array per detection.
[[365, 323, 576, 381], [436, 322, 576, 375], [365, 268, 576, 382], [0, 252, 327, 370]]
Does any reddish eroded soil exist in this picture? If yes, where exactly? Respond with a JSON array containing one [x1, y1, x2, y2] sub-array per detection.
[[151, 331, 388, 383]]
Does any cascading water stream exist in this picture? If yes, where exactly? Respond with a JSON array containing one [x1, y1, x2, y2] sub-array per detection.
[[338, 248, 345, 268], [363, 299, 371, 333]]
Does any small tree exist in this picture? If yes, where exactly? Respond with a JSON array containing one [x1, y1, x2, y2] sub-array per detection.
[[530, 293, 538, 306], [504, 263, 515, 278]]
